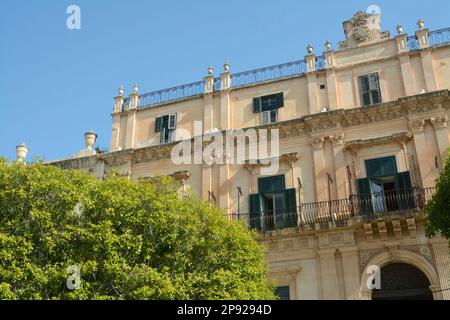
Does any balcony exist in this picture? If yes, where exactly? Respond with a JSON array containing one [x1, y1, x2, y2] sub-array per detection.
[[227, 187, 435, 235]]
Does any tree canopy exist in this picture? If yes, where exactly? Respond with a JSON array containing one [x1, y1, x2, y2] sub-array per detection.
[[426, 150, 450, 239], [0, 158, 275, 300]]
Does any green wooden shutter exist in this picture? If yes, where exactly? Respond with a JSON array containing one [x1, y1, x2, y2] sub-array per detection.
[[155, 116, 162, 132], [277, 92, 284, 108], [253, 97, 262, 113], [359, 76, 371, 106], [249, 193, 262, 230], [275, 286, 290, 300], [283, 188, 297, 228], [168, 113, 177, 129], [357, 178, 373, 215], [395, 171, 414, 210], [365, 156, 397, 178], [370, 73, 382, 104]]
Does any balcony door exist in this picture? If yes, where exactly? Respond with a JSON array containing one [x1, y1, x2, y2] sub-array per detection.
[[262, 192, 285, 230], [248, 175, 297, 231], [357, 156, 414, 215]]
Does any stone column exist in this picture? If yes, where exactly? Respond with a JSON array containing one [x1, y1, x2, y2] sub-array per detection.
[[318, 249, 340, 300], [332, 134, 347, 200], [431, 116, 449, 166], [312, 137, 327, 202], [411, 120, 434, 188], [201, 164, 212, 200], [416, 23, 438, 92], [220, 63, 231, 131], [429, 237, 450, 300], [324, 50, 339, 110], [203, 67, 215, 132], [340, 246, 361, 300], [125, 85, 139, 149], [111, 86, 125, 151], [305, 52, 319, 115], [218, 63, 232, 211], [396, 33, 417, 96]]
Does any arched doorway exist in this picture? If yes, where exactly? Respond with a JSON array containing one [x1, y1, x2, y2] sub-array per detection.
[[372, 263, 434, 300]]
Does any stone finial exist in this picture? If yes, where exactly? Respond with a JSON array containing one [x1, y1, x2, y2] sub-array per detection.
[[84, 131, 97, 150], [223, 62, 230, 73], [396, 24, 404, 35], [324, 41, 332, 51], [207, 66, 214, 76], [417, 19, 425, 30], [118, 85, 124, 96], [133, 84, 139, 94], [16, 143, 29, 162], [306, 44, 314, 54]]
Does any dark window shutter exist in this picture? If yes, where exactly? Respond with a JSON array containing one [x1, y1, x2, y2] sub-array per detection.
[[155, 116, 162, 132], [362, 92, 371, 106], [253, 97, 262, 113], [258, 175, 286, 194], [277, 92, 284, 108], [357, 178, 373, 215], [365, 156, 397, 178], [283, 188, 298, 228], [275, 286, 290, 300], [395, 171, 414, 209], [249, 193, 262, 230], [359, 75, 371, 106], [168, 113, 177, 129]]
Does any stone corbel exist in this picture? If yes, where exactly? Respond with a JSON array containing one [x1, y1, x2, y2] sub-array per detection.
[[363, 223, 373, 241]]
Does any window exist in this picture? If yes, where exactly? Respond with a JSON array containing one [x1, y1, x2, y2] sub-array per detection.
[[260, 110, 278, 125], [155, 114, 177, 144], [358, 73, 382, 106], [275, 286, 290, 300], [253, 93, 284, 124]]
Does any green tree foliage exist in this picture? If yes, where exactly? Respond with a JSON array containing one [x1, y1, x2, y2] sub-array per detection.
[[0, 159, 275, 300], [426, 150, 450, 239]]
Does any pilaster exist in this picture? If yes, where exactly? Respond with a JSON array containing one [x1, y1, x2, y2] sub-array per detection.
[[429, 237, 450, 300]]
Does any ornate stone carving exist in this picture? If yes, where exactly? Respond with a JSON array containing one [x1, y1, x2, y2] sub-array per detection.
[[411, 120, 426, 132], [339, 11, 390, 49], [311, 137, 324, 150], [331, 133, 345, 145], [431, 115, 448, 129]]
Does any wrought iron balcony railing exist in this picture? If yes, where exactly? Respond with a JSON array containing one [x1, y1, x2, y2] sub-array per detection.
[[128, 27, 449, 108], [407, 27, 450, 51], [227, 187, 435, 234]]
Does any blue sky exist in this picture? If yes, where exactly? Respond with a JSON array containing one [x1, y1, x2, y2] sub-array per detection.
[[1, 0, 449, 161]]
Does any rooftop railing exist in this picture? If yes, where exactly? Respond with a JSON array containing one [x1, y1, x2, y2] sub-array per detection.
[[130, 27, 449, 109], [227, 187, 435, 236], [230, 59, 307, 89], [407, 27, 450, 51]]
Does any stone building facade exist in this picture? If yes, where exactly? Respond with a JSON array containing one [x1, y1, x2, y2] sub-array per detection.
[[45, 12, 450, 300]]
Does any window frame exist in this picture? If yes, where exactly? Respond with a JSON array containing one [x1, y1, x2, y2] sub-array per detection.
[[358, 73, 382, 107]]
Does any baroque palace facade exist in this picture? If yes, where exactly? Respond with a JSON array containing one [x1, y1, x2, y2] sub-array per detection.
[[42, 12, 450, 299]]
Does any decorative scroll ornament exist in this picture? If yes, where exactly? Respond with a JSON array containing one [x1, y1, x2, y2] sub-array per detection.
[[339, 11, 390, 48]]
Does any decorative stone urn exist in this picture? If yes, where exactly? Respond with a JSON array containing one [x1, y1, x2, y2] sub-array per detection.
[[307, 44, 314, 54], [118, 85, 124, 96], [396, 24, 404, 35], [417, 19, 425, 30], [133, 84, 139, 94], [207, 66, 214, 75], [84, 131, 97, 150], [16, 143, 29, 162], [223, 62, 230, 72], [325, 41, 332, 51]]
